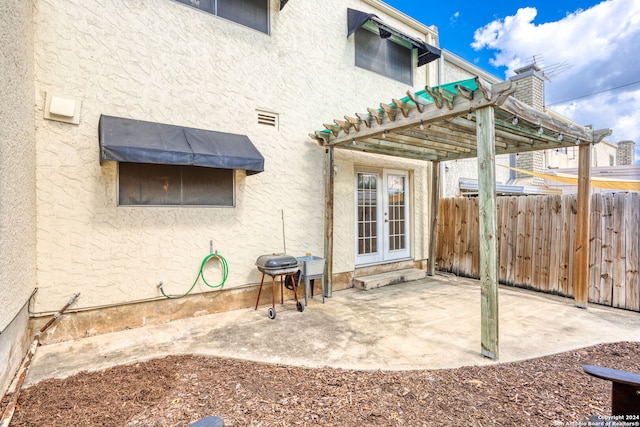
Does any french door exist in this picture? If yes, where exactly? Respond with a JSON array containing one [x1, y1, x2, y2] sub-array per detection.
[[355, 169, 410, 265]]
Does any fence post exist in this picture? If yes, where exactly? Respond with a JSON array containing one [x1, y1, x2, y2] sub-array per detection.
[[428, 161, 440, 276]]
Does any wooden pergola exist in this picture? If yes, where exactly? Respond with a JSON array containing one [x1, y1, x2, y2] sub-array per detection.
[[310, 77, 611, 360]]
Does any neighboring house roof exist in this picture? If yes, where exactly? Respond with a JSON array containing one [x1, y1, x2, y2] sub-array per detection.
[[540, 165, 640, 193], [459, 177, 562, 196]]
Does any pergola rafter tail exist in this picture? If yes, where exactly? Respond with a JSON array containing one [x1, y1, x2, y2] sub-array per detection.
[[309, 76, 610, 161]]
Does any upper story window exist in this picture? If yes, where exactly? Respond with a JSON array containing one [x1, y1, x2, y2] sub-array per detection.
[[354, 26, 413, 85], [174, 0, 269, 34], [347, 8, 441, 86]]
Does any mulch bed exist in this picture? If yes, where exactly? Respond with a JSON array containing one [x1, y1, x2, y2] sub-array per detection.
[[3, 341, 639, 426]]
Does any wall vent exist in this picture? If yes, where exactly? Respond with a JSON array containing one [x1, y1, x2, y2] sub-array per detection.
[[257, 110, 278, 128]]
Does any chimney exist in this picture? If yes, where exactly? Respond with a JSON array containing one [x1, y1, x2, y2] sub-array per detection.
[[616, 140, 635, 165], [509, 64, 546, 184], [510, 64, 545, 111]]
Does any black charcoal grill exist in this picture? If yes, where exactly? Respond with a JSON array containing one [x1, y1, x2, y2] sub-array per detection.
[[256, 254, 299, 275], [254, 254, 303, 319]]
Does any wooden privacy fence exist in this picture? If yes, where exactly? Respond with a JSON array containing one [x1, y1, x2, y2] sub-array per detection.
[[435, 192, 640, 312]]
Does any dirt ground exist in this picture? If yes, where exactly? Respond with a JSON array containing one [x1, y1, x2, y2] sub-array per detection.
[[3, 341, 639, 426]]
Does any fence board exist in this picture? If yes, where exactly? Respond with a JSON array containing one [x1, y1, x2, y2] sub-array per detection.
[[548, 195, 562, 294], [626, 192, 640, 311], [515, 197, 527, 285], [435, 192, 639, 312], [469, 198, 480, 278], [498, 198, 509, 283], [460, 200, 477, 274], [452, 198, 463, 275], [589, 193, 604, 304], [506, 196, 519, 285], [612, 193, 626, 308], [443, 199, 455, 271], [558, 195, 573, 296], [534, 196, 550, 291], [600, 194, 614, 306]]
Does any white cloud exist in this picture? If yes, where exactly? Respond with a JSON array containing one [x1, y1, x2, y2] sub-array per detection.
[[449, 11, 460, 26], [471, 0, 640, 161]]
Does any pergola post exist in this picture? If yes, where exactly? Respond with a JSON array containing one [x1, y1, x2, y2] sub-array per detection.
[[476, 106, 499, 360], [323, 147, 334, 298], [574, 142, 592, 308], [427, 161, 440, 276]]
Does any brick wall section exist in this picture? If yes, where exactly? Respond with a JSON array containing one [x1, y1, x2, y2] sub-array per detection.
[[510, 65, 545, 184], [616, 140, 636, 165]]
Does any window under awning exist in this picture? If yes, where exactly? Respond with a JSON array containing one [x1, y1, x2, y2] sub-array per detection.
[[98, 115, 264, 175], [347, 8, 441, 67]]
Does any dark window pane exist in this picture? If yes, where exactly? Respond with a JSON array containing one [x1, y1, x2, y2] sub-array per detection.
[[174, 0, 215, 13], [119, 163, 234, 206], [355, 27, 412, 85], [182, 167, 233, 205], [217, 0, 269, 33]]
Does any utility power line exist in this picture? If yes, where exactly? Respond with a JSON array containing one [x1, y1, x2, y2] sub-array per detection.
[[547, 80, 640, 106]]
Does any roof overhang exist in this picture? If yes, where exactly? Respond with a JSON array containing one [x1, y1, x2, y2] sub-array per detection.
[[347, 8, 441, 67], [310, 77, 612, 162], [99, 115, 264, 175]]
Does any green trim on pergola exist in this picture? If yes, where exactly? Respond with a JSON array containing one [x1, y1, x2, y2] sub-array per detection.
[[311, 77, 610, 162]]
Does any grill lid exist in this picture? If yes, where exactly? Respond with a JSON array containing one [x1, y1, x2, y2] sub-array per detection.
[[256, 253, 298, 270]]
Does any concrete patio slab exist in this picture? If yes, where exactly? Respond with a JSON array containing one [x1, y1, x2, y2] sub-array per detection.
[[24, 274, 640, 387]]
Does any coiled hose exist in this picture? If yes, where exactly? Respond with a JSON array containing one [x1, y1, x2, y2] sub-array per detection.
[[159, 253, 228, 299]]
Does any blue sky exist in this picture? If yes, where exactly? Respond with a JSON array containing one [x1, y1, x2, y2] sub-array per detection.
[[385, 0, 640, 164]]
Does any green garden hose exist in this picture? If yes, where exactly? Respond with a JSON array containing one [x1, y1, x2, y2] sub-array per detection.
[[159, 253, 229, 299]]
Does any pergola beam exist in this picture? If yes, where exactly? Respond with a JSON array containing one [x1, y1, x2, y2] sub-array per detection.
[[316, 79, 515, 147], [500, 96, 594, 141]]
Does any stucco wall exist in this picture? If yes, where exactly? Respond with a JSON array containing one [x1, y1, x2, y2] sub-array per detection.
[[443, 58, 477, 83], [31, 0, 435, 313], [0, 0, 37, 393], [440, 156, 512, 197]]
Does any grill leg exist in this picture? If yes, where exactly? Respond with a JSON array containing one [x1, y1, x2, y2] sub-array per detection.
[[255, 274, 266, 310], [291, 272, 300, 305], [272, 276, 277, 308]]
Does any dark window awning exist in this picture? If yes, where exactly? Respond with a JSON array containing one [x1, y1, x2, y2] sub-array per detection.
[[98, 115, 264, 175], [347, 8, 441, 67]]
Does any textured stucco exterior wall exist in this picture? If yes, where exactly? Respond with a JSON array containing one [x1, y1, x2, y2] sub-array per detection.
[[31, 0, 435, 313], [443, 59, 476, 83], [0, 0, 37, 393], [440, 157, 512, 197]]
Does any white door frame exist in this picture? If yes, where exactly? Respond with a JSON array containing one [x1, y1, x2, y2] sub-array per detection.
[[355, 169, 411, 266]]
